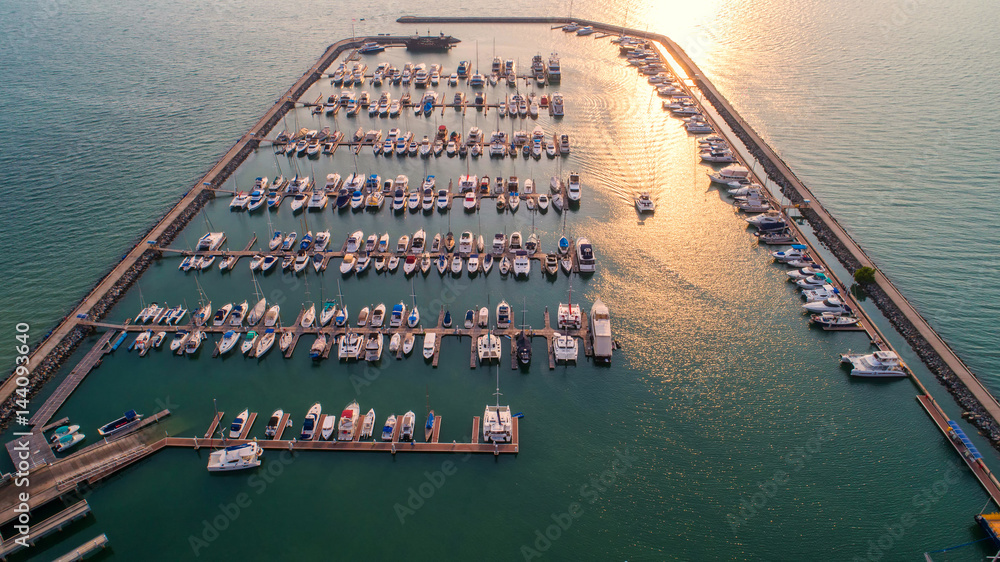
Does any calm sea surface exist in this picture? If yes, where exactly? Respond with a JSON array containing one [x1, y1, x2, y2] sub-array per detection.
[[1, 0, 998, 560]]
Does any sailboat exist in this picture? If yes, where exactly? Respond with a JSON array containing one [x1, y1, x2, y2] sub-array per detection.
[[246, 272, 267, 326], [483, 365, 513, 443], [407, 281, 420, 328]]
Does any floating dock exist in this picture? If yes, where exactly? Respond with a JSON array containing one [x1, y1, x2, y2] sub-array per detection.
[[29, 331, 114, 428], [51, 534, 110, 562], [0, 500, 91, 558]]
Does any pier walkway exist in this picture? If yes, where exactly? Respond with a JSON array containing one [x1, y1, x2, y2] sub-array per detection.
[[29, 331, 114, 428]]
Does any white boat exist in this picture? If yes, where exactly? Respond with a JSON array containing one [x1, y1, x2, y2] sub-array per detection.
[[361, 409, 376, 439], [247, 298, 267, 326], [212, 303, 233, 326], [338, 332, 363, 360], [309, 334, 327, 359], [499, 255, 512, 275], [263, 304, 281, 327], [278, 331, 293, 352], [708, 165, 751, 185], [300, 304, 316, 327], [228, 408, 249, 439], [207, 442, 262, 472], [478, 306, 489, 328], [590, 298, 613, 364], [802, 297, 852, 314], [840, 350, 907, 378], [170, 330, 190, 352], [576, 237, 596, 273], [300, 403, 322, 440], [345, 230, 364, 253], [389, 302, 407, 328], [422, 333, 436, 359], [400, 411, 416, 441], [50, 424, 81, 442], [320, 416, 336, 440], [450, 255, 464, 275], [340, 254, 357, 274], [477, 332, 502, 362], [389, 333, 401, 354], [228, 301, 248, 326], [338, 401, 361, 441], [567, 172, 582, 202], [382, 415, 397, 441], [512, 251, 530, 277], [184, 331, 206, 354], [264, 409, 288, 439], [54, 433, 86, 452], [496, 300, 511, 329], [483, 405, 512, 443], [255, 329, 276, 357], [635, 192, 655, 213], [553, 333, 578, 362], [407, 305, 420, 328], [396, 234, 411, 253], [557, 302, 582, 329], [219, 330, 240, 355]]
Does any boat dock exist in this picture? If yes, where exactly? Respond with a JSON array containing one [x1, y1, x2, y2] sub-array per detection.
[[179, 412, 516, 455], [29, 331, 115, 428], [0, 410, 170, 527], [52, 534, 110, 562], [80, 309, 593, 369], [917, 394, 1000, 504], [0, 500, 91, 559]]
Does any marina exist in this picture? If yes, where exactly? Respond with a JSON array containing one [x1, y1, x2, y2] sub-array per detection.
[[2, 10, 999, 560]]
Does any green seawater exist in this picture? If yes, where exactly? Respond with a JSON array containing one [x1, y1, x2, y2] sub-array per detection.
[[1, 1, 998, 560]]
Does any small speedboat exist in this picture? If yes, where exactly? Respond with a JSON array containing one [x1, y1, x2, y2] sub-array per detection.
[[443, 310, 452, 328], [381, 415, 397, 441], [361, 409, 377, 440], [228, 408, 249, 439]]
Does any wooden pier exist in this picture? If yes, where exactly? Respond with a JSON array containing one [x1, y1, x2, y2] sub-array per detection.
[[204, 411, 224, 439], [917, 394, 1000, 505], [163, 415, 516, 455], [0, 500, 91, 558], [52, 534, 110, 562], [271, 412, 291, 440], [29, 331, 114, 428]]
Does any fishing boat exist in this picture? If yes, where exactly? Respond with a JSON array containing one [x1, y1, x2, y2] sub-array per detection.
[[400, 411, 416, 441], [97, 410, 143, 437], [229, 408, 249, 439], [300, 403, 322, 440], [840, 350, 907, 378], [382, 415, 397, 441]]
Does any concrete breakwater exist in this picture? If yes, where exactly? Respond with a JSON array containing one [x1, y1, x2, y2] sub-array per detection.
[[696, 86, 1000, 449], [0, 36, 379, 430]]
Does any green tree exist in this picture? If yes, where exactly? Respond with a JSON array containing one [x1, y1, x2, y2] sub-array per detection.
[[854, 266, 876, 285]]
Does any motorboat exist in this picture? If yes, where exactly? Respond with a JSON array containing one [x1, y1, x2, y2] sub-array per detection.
[[635, 192, 655, 213], [404, 333, 416, 355], [499, 255, 512, 275], [708, 165, 751, 186], [525, 233, 539, 255], [482, 253, 494, 274], [389, 302, 407, 328], [229, 301, 248, 326], [97, 410, 143, 437], [50, 424, 81, 442], [419, 333, 436, 360], [228, 408, 249, 439], [370, 303, 386, 328], [516, 331, 531, 366], [771, 244, 809, 263], [382, 415, 397, 441], [840, 350, 907, 378], [300, 403, 322, 440], [464, 309, 476, 329], [361, 409, 376, 440], [802, 297, 852, 314], [553, 333, 578, 362], [207, 443, 262, 472], [264, 409, 289, 439], [576, 237, 596, 273], [746, 210, 787, 230], [477, 306, 489, 328], [320, 415, 336, 440], [338, 401, 361, 441], [218, 330, 240, 355], [450, 255, 464, 275], [281, 232, 297, 251], [400, 411, 416, 441], [496, 300, 512, 329], [590, 299, 613, 364], [810, 312, 860, 328], [309, 334, 327, 360], [512, 251, 530, 277], [255, 329, 276, 357], [567, 172, 582, 202], [544, 254, 559, 275]]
